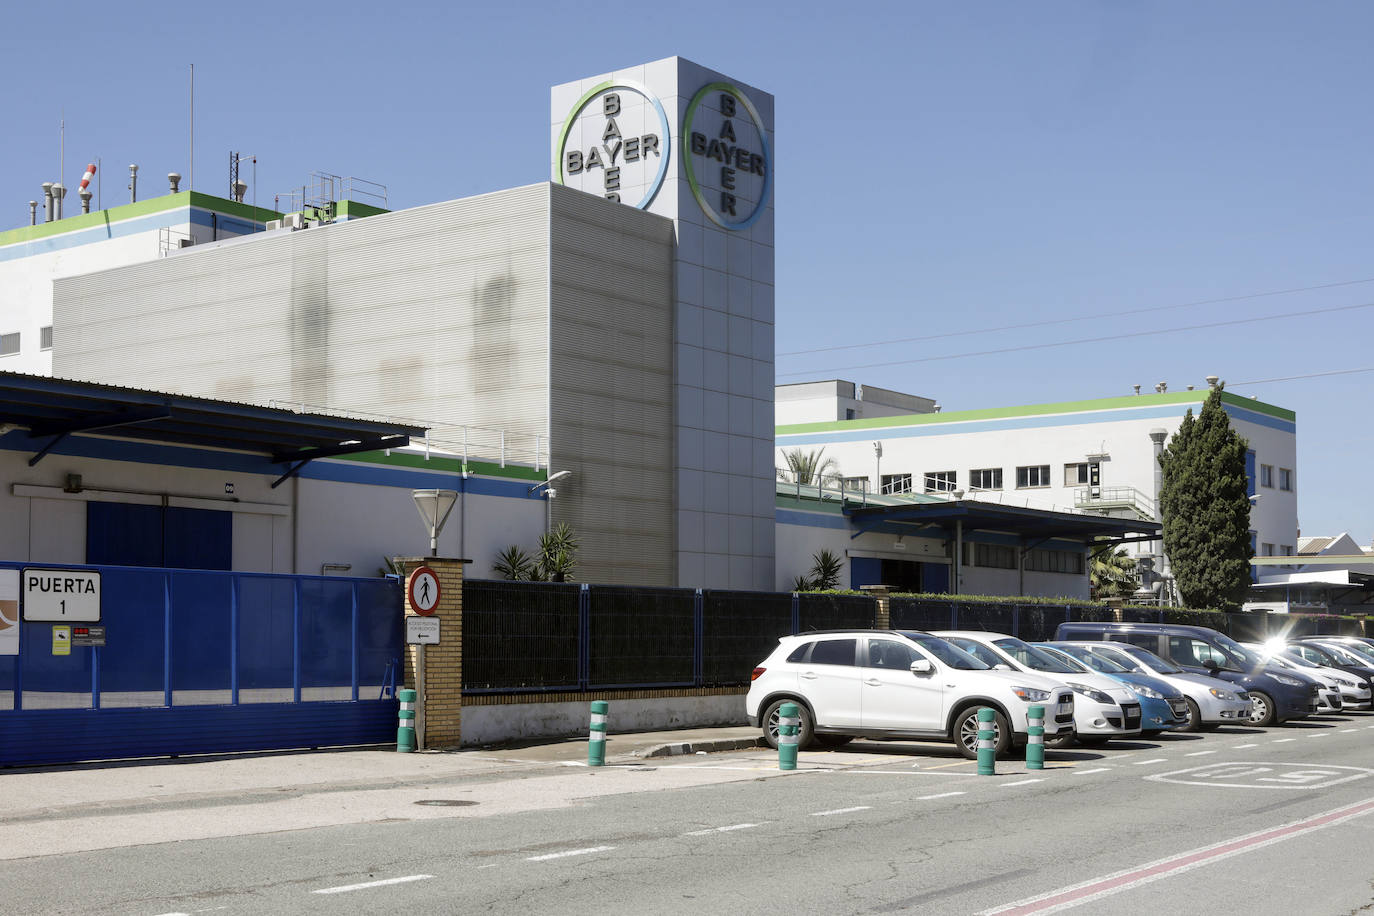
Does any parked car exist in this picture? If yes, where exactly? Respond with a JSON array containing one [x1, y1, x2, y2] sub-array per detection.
[[1032, 642, 1187, 735], [1054, 622, 1320, 726], [745, 630, 1074, 760], [1287, 640, 1374, 702], [932, 631, 1142, 746], [1238, 643, 1344, 712], [1054, 641, 1252, 731]]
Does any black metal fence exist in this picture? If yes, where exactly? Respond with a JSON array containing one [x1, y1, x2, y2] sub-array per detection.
[[463, 580, 1372, 694]]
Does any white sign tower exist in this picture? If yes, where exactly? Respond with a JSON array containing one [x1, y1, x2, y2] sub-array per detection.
[[552, 57, 776, 590]]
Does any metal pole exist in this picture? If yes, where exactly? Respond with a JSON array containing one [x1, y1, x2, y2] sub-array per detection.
[[416, 644, 427, 750]]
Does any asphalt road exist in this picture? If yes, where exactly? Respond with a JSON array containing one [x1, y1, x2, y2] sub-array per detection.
[[5, 714, 1374, 915]]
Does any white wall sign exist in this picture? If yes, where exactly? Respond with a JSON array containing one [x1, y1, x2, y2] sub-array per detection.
[[0, 569, 18, 656], [554, 80, 671, 209], [21, 568, 102, 622], [406, 616, 440, 645]]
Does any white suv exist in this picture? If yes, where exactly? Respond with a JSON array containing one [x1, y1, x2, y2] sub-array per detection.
[[745, 629, 1075, 759]]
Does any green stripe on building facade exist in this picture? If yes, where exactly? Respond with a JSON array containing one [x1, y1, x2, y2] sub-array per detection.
[[0, 191, 282, 248]]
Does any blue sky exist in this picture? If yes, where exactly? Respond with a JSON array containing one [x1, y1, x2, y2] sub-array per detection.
[[3, 1, 1371, 546]]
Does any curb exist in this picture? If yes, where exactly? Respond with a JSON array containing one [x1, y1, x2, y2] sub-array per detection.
[[637, 737, 767, 758]]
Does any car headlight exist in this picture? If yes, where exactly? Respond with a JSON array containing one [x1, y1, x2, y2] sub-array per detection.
[[1209, 687, 1238, 701], [1010, 686, 1052, 702], [1130, 684, 1166, 699], [1067, 682, 1115, 705], [1271, 674, 1305, 687], [1336, 676, 1361, 688]]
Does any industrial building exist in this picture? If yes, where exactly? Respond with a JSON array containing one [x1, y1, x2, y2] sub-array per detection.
[[775, 379, 1298, 601], [2, 56, 775, 590]]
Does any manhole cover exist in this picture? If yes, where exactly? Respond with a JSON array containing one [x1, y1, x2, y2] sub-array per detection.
[[414, 799, 479, 807]]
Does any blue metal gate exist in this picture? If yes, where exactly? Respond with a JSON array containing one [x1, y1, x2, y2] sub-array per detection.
[[0, 562, 402, 766]]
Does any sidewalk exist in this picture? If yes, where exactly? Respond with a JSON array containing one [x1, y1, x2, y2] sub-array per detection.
[[0, 724, 768, 819]]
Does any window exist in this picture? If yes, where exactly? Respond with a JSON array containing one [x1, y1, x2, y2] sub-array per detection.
[[881, 473, 912, 495], [844, 408, 856, 420], [39, 326, 52, 350], [1262, 543, 1275, 557], [1025, 548, 1084, 575], [969, 468, 1002, 490], [1016, 465, 1050, 488], [1279, 468, 1293, 491], [841, 476, 869, 493], [1281, 544, 1294, 568], [971, 543, 1016, 569], [923, 470, 956, 493], [1260, 464, 1274, 488], [809, 639, 857, 666], [865, 639, 916, 669], [0, 332, 18, 357], [1064, 463, 1089, 486]]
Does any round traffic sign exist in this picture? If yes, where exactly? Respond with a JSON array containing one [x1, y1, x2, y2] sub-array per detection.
[[407, 566, 441, 615]]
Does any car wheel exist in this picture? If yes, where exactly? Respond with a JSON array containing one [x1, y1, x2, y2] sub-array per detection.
[[1180, 698, 1203, 732], [1247, 691, 1277, 727], [763, 698, 815, 751], [954, 706, 1011, 760], [814, 734, 854, 748]]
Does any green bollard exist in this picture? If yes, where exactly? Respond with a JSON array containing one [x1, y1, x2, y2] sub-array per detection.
[[977, 707, 996, 776], [588, 700, 609, 767], [777, 702, 800, 771], [396, 688, 417, 753], [1026, 705, 1045, 770]]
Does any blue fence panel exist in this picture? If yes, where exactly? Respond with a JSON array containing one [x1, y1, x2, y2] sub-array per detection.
[[171, 571, 234, 703], [0, 561, 403, 766]]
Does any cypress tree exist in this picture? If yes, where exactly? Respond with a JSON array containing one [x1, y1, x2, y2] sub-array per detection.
[[1157, 386, 1254, 611]]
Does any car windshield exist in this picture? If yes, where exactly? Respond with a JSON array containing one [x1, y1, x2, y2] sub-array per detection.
[[1031, 645, 1093, 673], [1050, 643, 1128, 673], [1114, 645, 1184, 674], [1211, 633, 1257, 668], [900, 633, 991, 670], [992, 637, 1079, 674], [1322, 644, 1369, 666], [1329, 642, 1374, 664]]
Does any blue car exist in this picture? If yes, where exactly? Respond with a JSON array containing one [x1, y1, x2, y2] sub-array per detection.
[[1035, 642, 1187, 735]]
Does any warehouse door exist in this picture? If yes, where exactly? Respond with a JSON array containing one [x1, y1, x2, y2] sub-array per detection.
[[87, 502, 232, 570]]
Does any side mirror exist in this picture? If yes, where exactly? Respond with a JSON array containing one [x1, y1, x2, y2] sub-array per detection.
[[994, 663, 1013, 671], [910, 658, 933, 675], [1202, 658, 1220, 674]]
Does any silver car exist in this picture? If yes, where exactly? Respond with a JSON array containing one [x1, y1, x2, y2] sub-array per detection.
[[1060, 641, 1252, 731]]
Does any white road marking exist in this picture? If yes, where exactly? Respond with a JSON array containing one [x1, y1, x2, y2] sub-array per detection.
[[683, 823, 760, 836], [811, 806, 872, 817], [1309, 733, 1329, 738], [1133, 758, 1168, 765], [526, 846, 616, 861], [1075, 768, 1111, 775], [1272, 738, 1296, 743], [1185, 750, 1216, 757], [980, 795, 1374, 914], [999, 779, 1044, 787], [1234, 743, 1258, 749], [1341, 729, 1358, 734], [312, 875, 434, 894], [917, 791, 966, 800]]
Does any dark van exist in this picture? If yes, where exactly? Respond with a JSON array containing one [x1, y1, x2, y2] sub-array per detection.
[[1054, 622, 1319, 726]]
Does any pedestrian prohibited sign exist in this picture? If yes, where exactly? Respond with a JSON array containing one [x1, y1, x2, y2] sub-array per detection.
[[407, 566, 441, 615]]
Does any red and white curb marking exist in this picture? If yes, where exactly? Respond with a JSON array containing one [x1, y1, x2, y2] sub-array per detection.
[[981, 796, 1374, 915]]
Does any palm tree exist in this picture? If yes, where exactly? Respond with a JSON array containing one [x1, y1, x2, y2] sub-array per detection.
[[494, 545, 536, 580], [809, 549, 844, 591], [536, 523, 579, 582], [1091, 547, 1139, 599], [778, 447, 839, 485]]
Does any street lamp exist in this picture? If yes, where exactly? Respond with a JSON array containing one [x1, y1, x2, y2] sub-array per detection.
[[529, 470, 571, 532], [412, 489, 458, 557]]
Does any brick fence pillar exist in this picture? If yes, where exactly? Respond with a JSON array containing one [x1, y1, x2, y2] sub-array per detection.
[[860, 584, 891, 629], [396, 556, 468, 750]]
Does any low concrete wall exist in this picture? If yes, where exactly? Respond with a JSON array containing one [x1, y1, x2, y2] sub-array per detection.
[[460, 693, 748, 746]]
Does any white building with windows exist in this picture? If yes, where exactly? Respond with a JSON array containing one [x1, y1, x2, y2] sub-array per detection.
[[775, 380, 1298, 599]]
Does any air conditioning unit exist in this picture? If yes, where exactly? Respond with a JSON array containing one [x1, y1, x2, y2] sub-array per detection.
[[265, 219, 283, 231], [282, 212, 305, 230]]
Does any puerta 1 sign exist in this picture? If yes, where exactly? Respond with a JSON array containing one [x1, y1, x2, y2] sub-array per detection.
[[557, 80, 671, 209], [683, 82, 771, 231]]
